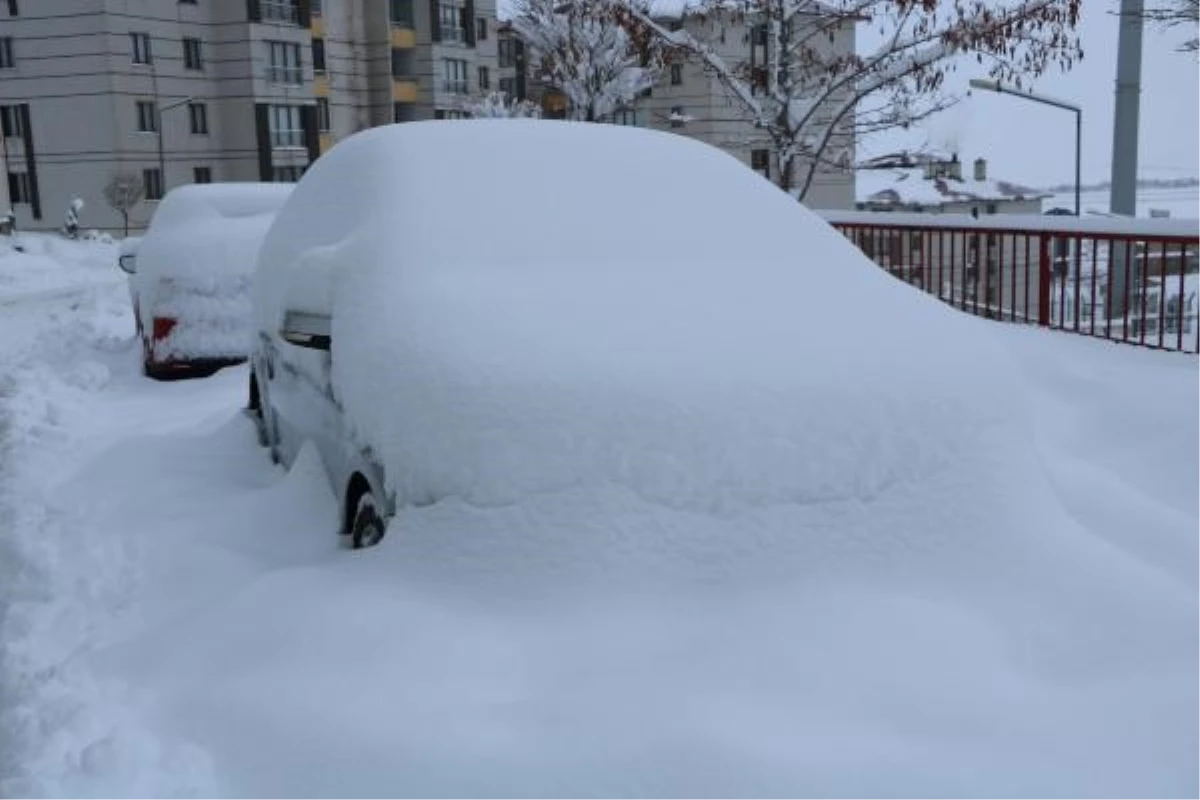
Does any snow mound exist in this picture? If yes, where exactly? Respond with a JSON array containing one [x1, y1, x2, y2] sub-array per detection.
[[0, 234, 120, 304], [137, 183, 292, 360]]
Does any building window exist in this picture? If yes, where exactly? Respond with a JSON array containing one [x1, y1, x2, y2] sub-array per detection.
[[312, 38, 325, 72], [434, 109, 466, 120], [272, 165, 304, 182], [476, 18, 488, 40], [6, 1, 18, 15], [0, 37, 13, 68], [193, 166, 212, 183], [188, 102, 208, 134], [7, 172, 31, 204], [439, 3, 467, 43], [311, 0, 322, 14], [136, 100, 158, 133], [986, 202, 998, 215], [498, 76, 515, 99], [183, 37, 203, 70], [0, 105, 23, 137], [391, 47, 412, 78], [478, 65, 490, 91], [316, 97, 330, 132], [267, 40, 303, 84], [670, 63, 682, 85], [442, 58, 468, 94], [262, 0, 299, 23], [390, 0, 414, 26], [143, 168, 164, 201], [751, 148, 770, 179], [613, 108, 637, 126], [393, 102, 416, 123], [180, 0, 197, 4], [498, 37, 515, 67], [130, 32, 152, 64], [269, 104, 304, 147], [669, 105, 686, 128]]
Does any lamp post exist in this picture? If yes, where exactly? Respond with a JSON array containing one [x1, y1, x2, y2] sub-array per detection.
[[969, 78, 1081, 217], [156, 96, 194, 194]]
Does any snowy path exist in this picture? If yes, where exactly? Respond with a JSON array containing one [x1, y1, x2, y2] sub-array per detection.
[[0, 242, 1197, 797]]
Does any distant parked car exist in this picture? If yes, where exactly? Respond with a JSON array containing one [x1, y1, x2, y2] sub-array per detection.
[[129, 183, 293, 379], [249, 121, 975, 549]]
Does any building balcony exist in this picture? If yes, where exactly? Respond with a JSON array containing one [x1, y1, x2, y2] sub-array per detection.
[[393, 80, 419, 103]]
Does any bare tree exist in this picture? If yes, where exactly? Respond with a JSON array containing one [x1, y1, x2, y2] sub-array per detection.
[[1132, 0, 1198, 52], [611, 0, 1083, 201], [463, 91, 545, 117], [103, 173, 144, 237], [513, 0, 665, 121]]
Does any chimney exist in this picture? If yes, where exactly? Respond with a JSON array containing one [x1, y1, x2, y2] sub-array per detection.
[[974, 157, 987, 182]]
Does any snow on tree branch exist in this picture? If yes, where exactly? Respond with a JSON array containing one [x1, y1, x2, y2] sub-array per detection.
[[607, 0, 1082, 202], [463, 91, 544, 117], [1126, 0, 1198, 52], [512, 0, 666, 121]]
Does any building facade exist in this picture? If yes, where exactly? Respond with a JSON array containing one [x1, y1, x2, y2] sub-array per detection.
[[0, 0, 499, 233]]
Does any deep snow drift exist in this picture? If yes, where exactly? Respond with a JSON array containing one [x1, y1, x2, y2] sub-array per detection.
[[1, 231, 1197, 798]]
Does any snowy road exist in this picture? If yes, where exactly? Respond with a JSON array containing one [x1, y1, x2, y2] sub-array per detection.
[[1, 237, 1197, 797]]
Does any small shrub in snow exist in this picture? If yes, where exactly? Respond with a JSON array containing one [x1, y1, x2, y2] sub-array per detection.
[[103, 173, 145, 237], [463, 91, 543, 119]]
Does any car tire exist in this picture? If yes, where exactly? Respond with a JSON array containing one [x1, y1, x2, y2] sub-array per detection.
[[248, 372, 268, 447], [349, 490, 386, 550]]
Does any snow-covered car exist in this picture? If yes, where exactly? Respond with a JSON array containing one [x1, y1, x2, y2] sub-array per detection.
[[250, 120, 1005, 548], [132, 183, 293, 379]]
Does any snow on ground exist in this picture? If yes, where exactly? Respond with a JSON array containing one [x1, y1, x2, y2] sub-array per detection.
[[0, 234, 1197, 797]]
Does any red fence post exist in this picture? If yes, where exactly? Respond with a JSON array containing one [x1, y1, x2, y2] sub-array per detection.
[[1037, 233, 1052, 327]]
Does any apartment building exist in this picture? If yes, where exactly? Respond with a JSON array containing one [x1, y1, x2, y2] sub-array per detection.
[[1, 0, 319, 232], [497, 4, 856, 209], [0, 0, 499, 233], [309, 0, 499, 149]]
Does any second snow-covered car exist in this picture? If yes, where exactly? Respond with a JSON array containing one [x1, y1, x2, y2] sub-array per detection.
[[130, 182, 293, 379]]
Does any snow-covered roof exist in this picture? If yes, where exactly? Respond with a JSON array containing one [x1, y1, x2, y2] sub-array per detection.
[[857, 167, 1051, 208]]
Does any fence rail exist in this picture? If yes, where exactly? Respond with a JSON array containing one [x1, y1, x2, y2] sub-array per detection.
[[819, 210, 1200, 354]]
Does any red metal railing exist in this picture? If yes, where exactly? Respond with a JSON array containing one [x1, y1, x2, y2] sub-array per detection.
[[819, 210, 1200, 354]]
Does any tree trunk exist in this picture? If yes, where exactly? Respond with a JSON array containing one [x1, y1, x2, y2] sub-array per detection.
[[778, 154, 795, 195], [122, 210, 129, 237]]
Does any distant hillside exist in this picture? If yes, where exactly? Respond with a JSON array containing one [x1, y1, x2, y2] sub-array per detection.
[[1043, 177, 1200, 192]]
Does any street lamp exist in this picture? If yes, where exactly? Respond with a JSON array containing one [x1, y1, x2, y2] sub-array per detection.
[[969, 78, 1081, 217], [157, 96, 194, 193]]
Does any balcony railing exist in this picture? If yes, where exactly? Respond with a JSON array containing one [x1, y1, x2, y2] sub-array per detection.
[[270, 129, 305, 148], [262, 1, 299, 23], [266, 66, 304, 84], [440, 79, 469, 94], [820, 210, 1200, 354]]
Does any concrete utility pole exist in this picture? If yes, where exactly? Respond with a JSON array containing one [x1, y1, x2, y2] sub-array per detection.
[[1110, 0, 1145, 216], [1109, 0, 1145, 318]]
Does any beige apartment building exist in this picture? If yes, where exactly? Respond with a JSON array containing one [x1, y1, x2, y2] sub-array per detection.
[[0, 0, 498, 233]]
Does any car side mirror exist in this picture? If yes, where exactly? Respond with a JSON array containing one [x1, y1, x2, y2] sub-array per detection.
[[280, 309, 332, 351], [118, 254, 137, 274]]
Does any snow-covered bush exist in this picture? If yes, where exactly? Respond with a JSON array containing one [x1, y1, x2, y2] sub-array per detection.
[[463, 91, 543, 118]]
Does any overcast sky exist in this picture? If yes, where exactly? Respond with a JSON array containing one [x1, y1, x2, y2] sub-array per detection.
[[860, 1, 1200, 188]]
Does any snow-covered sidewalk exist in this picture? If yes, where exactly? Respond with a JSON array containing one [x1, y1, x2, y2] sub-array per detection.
[[0, 236, 1196, 797]]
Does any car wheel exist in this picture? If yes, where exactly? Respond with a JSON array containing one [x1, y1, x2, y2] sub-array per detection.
[[349, 490, 386, 549], [248, 371, 267, 447]]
